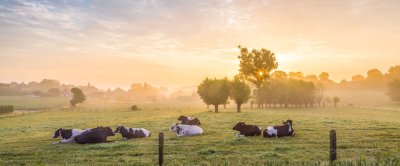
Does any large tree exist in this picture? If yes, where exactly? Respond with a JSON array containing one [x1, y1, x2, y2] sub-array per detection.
[[70, 88, 86, 107], [237, 45, 278, 107], [230, 77, 251, 112], [387, 79, 400, 102], [197, 78, 230, 113]]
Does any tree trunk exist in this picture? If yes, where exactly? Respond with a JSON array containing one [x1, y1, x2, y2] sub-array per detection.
[[237, 104, 241, 113], [224, 104, 226, 109], [214, 105, 219, 113], [207, 105, 209, 109], [285, 103, 288, 108]]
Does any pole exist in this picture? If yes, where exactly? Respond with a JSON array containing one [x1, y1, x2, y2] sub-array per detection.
[[159, 132, 164, 166], [330, 129, 337, 162]]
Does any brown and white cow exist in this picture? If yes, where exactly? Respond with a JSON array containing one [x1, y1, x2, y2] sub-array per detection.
[[263, 120, 295, 138], [232, 122, 262, 137], [114, 125, 151, 139], [178, 115, 201, 125]]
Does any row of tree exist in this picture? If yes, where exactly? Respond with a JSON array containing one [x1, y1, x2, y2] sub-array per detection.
[[197, 77, 250, 113], [197, 46, 343, 112]]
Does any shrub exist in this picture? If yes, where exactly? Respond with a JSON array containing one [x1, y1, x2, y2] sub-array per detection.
[[131, 105, 139, 111]]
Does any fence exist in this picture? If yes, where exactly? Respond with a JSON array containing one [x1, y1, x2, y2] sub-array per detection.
[[0, 105, 14, 114]]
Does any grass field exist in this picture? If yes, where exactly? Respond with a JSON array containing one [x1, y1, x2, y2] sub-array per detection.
[[0, 102, 399, 165]]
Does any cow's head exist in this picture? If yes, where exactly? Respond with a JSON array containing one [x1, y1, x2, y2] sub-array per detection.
[[178, 115, 187, 121], [170, 123, 179, 131], [52, 128, 62, 138], [233, 122, 245, 131], [114, 125, 124, 133], [104, 127, 115, 136], [283, 120, 293, 126]]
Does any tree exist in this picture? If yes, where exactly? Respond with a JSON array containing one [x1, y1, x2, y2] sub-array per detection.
[[272, 70, 288, 80], [70, 88, 86, 107], [237, 45, 278, 108], [230, 77, 251, 112], [352, 74, 365, 82], [324, 97, 332, 107], [387, 79, 400, 102], [289, 72, 304, 80], [333, 96, 340, 107], [367, 69, 383, 79], [197, 78, 230, 113], [304, 75, 318, 82], [319, 72, 330, 81], [388, 65, 400, 79]]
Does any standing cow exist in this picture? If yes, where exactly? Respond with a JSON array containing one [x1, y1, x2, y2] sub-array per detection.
[[263, 120, 295, 138], [232, 122, 262, 137]]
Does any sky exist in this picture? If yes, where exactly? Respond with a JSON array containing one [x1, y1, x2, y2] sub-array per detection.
[[1, 0, 400, 90]]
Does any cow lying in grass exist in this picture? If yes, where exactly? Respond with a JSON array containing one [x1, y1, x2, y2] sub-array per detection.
[[52, 128, 89, 144], [170, 123, 203, 136], [114, 125, 151, 139], [233, 122, 262, 137], [263, 120, 295, 138], [74, 126, 115, 144], [178, 115, 201, 125]]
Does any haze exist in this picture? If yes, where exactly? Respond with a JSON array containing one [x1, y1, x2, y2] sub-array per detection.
[[1, 0, 400, 89]]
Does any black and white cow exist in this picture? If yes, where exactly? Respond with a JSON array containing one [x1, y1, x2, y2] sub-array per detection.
[[170, 123, 203, 136], [74, 126, 115, 144], [52, 128, 89, 144], [114, 125, 151, 139], [232, 122, 262, 137], [178, 115, 201, 125], [263, 120, 295, 138]]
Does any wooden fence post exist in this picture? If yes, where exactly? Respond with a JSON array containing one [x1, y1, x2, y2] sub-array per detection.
[[330, 129, 337, 162], [159, 132, 164, 166]]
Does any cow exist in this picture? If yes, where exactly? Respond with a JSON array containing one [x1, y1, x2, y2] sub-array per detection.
[[263, 120, 295, 138], [178, 115, 201, 125], [170, 123, 203, 136], [114, 125, 151, 139], [232, 122, 262, 137], [74, 126, 115, 144], [52, 128, 89, 144]]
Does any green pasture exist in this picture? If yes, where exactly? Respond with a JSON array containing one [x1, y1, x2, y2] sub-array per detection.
[[0, 101, 399, 165]]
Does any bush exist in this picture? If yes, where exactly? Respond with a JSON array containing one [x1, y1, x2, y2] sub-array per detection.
[[131, 105, 139, 111], [0, 105, 14, 114]]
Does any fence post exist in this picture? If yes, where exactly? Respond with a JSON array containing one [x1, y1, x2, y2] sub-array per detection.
[[159, 132, 164, 166], [330, 129, 337, 162]]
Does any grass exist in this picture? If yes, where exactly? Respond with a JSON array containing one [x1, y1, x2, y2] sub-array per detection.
[[0, 101, 399, 165]]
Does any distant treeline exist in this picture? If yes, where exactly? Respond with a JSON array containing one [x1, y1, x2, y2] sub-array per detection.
[[282, 65, 400, 91], [0, 79, 198, 102], [0, 105, 14, 114]]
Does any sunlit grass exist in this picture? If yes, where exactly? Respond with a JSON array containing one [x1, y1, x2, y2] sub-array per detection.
[[0, 104, 399, 165]]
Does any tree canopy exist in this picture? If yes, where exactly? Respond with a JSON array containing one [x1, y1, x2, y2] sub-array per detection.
[[197, 78, 230, 113], [237, 45, 278, 89], [230, 77, 251, 112], [70, 88, 86, 107]]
